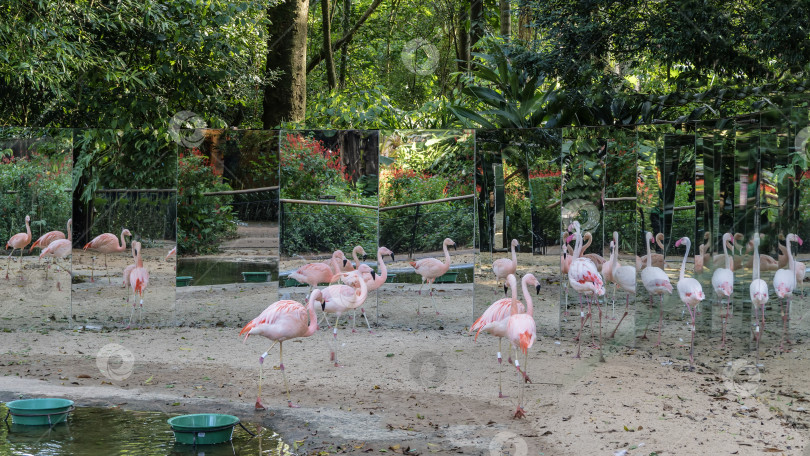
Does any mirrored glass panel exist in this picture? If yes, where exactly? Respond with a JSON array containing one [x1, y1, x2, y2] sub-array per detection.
[[176, 130, 279, 327], [72, 129, 177, 329], [379, 130, 474, 330], [0, 128, 72, 330]]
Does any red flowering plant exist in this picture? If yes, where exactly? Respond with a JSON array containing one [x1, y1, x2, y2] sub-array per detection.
[[177, 148, 236, 254], [280, 134, 347, 200]]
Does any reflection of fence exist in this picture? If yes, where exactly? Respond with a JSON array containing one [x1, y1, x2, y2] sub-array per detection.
[[380, 195, 474, 259], [280, 199, 377, 256], [92, 189, 177, 241], [203, 186, 279, 222]]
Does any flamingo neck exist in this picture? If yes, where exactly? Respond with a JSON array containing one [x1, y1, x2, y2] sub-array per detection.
[[508, 278, 519, 315], [352, 247, 361, 266], [573, 231, 583, 259], [583, 233, 592, 254], [679, 239, 690, 281], [355, 273, 368, 301], [305, 295, 319, 336], [510, 243, 517, 266], [119, 231, 127, 250], [376, 250, 387, 284], [722, 237, 731, 270], [25, 218, 31, 238], [330, 258, 342, 280], [521, 277, 534, 317], [753, 240, 761, 280], [136, 249, 143, 268], [442, 243, 451, 266], [645, 235, 653, 268], [786, 237, 795, 272]]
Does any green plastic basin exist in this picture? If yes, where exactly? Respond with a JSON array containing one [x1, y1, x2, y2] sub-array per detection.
[[242, 272, 269, 283], [384, 274, 397, 283], [176, 276, 193, 287], [168, 413, 239, 445], [435, 271, 459, 283], [5, 398, 74, 426], [284, 277, 307, 287]]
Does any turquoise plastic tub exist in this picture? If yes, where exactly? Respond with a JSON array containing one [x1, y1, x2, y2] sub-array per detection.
[[241, 272, 269, 283], [168, 414, 240, 445], [435, 271, 459, 283], [5, 398, 74, 426]]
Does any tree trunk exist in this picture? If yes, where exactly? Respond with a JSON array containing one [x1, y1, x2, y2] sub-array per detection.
[[262, 0, 309, 129], [456, 2, 469, 72], [322, 0, 337, 89], [499, 0, 511, 38], [517, 1, 531, 41], [339, 0, 351, 88], [307, 0, 383, 73], [470, 0, 484, 64]]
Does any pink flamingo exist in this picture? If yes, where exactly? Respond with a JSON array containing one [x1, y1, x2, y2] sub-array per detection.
[[127, 241, 149, 329], [471, 274, 523, 398], [675, 236, 705, 370], [410, 238, 456, 315], [506, 273, 539, 419], [492, 239, 519, 294], [5, 215, 31, 280], [344, 245, 368, 271], [636, 233, 667, 271], [566, 221, 605, 357], [695, 232, 711, 275], [320, 268, 372, 366], [83, 228, 132, 283], [640, 231, 673, 345], [165, 246, 176, 261], [31, 218, 71, 266], [322, 250, 347, 270], [749, 233, 768, 352], [122, 242, 137, 302], [607, 233, 637, 339], [774, 233, 802, 351], [289, 256, 346, 296], [342, 246, 394, 333], [39, 237, 73, 291], [712, 233, 734, 348], [239, 290, 323, 410]]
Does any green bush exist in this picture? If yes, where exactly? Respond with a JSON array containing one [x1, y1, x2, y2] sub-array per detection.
[[177, 149, 237, 255]]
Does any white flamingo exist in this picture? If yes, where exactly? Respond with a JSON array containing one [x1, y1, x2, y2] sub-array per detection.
[[749, 233, 768, 352], [774, 233, 802, 351], [711, 233, 734, 348], [675, 236, 705, 370], [640, 231, 673, 346], [566, 221, 605, 358], [607, 233, 637, 339]]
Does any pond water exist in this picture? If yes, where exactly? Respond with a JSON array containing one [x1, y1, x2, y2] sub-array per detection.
[[0, 404, 292, 455], [177, 259, 279, 286]]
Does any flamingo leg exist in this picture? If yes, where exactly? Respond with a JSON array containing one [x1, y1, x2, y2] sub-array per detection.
[[785, 296, 792, 346], [655, 294, 664, 347], [497, 338, 507, 398], [595, 297, 603, 350], [5, 249, 14, 279], [330, 315, 342, 367], [90, 255, 96, 282], [780, 298, 788, 352], [575, 294, 585, 358], [514, 352, 527, 419], [640, 294, 653, 340], [360, 307, 374, 334], [278, 342, 298, 408], [105, 254, 110, 283], [429, 282, 440, 315], [687, 305, 696, 371], [255, 342, 276, 411], [610, 293, 631, 339], [610, 284, 617, 319], [138, 296, 144, 329], [507, 340, 513, 364], [563, 279, 569, 316], [720, 295, 730, 349], [126, 296, 136, 329], [18, 248, 24, 280]]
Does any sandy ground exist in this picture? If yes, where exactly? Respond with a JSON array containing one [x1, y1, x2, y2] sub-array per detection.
[[71, 243, 176, 330], [0, 253, 72, 330], [1, 326, 809, 455]]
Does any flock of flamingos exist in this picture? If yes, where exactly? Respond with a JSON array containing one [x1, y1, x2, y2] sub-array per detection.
[[4, 217, 176, 328], [562, 220, 807, 368], [4, 213, 808, 418]]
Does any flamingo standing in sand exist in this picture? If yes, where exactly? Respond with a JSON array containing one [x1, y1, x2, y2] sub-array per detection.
[[5, 215, 31, 280], [640, 231, 673, 345], [122, 242, 137, 301], [127, 241, 149, 329], [749, 233, 769, 352], [675, 236, 705, 370], [83, 228, 132, 283], [566, 221, 605, 358], [607, 233, 637, 339], [39, 236, 73, 291], [289, 256, 346, 297], [492, 239, 519, 294], [506, 273, 539, 419], [320, 267, 373, 366], [239, 290, 323, 410], [637, 233, 667, 271], [31, 218, 71, 266], [410, 238, 456, 315], [774, 233, 802, 351], [341, 246, 394, 333], [712, 233, 734, 348], [560, 244, 573, 316]]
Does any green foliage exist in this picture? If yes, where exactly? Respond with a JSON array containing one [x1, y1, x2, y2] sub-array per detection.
[[0, 145, 71, 244], [177, 150, 236, 255], [281, 204, 377, 256], [280, 133, 348, 200]]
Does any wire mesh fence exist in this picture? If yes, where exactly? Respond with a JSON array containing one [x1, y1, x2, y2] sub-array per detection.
[[92, 189, 176, 242]]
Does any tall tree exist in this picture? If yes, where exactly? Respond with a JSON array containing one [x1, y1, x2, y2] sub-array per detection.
[[263, 0, 310, 128], [338, 0, 352, 88], [499, 0, 510, 38], [322, 0, 337, 89]]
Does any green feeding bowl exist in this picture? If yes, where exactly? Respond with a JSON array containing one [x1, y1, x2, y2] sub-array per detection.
[[5, 398, 74, 426], [176, 276, 193, 287], [435, 271, 459, 283], [284, 277, 307, 287], [242, 272, 269, 283], [384, 274, 397, 283], [168, 413, 240, 445]]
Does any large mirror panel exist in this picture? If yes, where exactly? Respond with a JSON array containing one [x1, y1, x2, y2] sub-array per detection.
[[0, 128, 73, 330], [379, 130, 474, 330], [176, 130, 279, 327], [72, 129, 177, 329]]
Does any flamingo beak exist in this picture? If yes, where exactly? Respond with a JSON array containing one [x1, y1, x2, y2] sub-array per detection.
[[503, 284, 508, 296], [370, 270, 376, 280], [798, 236, 804, 246], [321, 301, 327, 311], [515, 244, 521, 253], [565, 234, 574, 243], [390, 253, 395, 262], [535, 284, 542, 295], [453, 243, 457, 251], [675, 239, 682, 247], [363, 254, 368, 261], [342, 259, 348, 267]]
